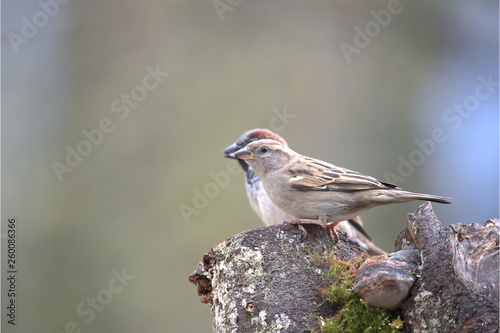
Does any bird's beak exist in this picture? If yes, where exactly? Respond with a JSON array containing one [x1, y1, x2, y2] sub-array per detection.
[[231, 148, 254, 160], [223, 143, 240, 158]]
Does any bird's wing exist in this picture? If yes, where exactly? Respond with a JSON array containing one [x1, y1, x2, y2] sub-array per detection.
[[288, 156, 399, 191]]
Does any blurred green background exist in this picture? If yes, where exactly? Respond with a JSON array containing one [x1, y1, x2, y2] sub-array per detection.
[[2, 0, 498, 332]]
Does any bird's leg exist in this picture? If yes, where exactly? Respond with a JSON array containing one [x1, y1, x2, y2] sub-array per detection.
[[319, 215, 341, 245], [297, 224, 308, 240], [325, 222, 341, 244], [283, 219, 322, 240]]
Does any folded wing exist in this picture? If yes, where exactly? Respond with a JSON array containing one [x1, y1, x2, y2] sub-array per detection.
[[289, 157, 399, 192]]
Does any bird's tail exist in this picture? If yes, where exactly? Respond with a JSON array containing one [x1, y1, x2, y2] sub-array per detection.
[[392, 191, 454, 204]]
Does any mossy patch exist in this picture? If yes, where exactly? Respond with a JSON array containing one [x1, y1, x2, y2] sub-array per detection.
[[313, 254, 404, 333]]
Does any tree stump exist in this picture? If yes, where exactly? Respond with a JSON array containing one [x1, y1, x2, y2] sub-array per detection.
[[398, 203, 499, 332], [188, 224, 366, 332], [189, 203, 499, 332]]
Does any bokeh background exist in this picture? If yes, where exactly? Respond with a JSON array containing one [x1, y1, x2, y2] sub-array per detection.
[[2, 1, 498, 332]]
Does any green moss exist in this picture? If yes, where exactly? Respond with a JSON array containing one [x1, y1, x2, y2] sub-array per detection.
[[411, 220, 419, 234], [315, 255, 404, 333], [319, 297, 403, 333]]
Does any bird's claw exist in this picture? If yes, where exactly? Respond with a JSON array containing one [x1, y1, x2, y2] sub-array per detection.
[[283, 219, 320, 240], [326, 221, 341, 245], [283, 219, 341, 245]]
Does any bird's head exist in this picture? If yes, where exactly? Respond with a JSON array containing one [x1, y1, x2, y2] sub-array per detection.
[[223, 128, 287, 157], [230, 139, 292, 176], [223, 129, 288, 172]]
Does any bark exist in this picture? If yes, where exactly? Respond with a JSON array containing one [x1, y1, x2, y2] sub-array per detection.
[[189, 203, 499, 332], [398, 203, 499, 333], [189, 223, 366, 332]]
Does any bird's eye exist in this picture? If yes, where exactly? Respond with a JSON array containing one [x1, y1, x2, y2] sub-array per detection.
[[260, 147, 268, 154]]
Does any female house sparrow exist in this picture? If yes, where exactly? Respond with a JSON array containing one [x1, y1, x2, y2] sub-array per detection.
[[231, 139, 453, 243], [224, 129, 386, 255]]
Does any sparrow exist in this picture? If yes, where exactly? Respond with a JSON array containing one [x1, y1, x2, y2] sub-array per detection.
[[230, 139, 453, 244], [224, 129, 386, 255]]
